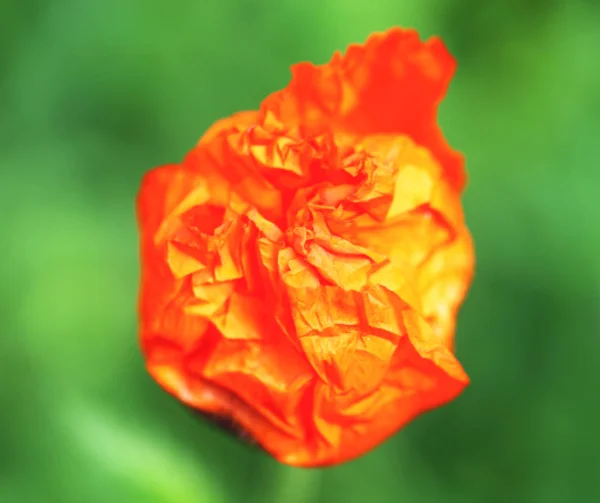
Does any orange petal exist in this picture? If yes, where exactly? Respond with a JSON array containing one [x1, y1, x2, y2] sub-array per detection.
[[263, 28, 465, 190]]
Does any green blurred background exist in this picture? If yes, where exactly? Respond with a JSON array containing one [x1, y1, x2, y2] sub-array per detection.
[[2, 0, 599, 502]]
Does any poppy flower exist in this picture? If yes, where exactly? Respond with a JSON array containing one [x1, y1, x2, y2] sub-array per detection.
[[137, 27, 474, 467]]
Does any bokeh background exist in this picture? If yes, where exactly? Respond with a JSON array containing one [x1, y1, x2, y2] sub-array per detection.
[[2, 1, 599, 502]]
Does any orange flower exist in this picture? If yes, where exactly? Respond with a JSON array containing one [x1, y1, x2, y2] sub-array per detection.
[[137, 27, 474, 467]]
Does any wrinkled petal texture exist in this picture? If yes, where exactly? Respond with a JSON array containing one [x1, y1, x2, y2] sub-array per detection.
[[138, 28, 474, 467]]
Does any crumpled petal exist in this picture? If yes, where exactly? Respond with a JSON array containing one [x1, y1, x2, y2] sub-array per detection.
[[262, 28, 465, 190], [137, 27, 474, 467]]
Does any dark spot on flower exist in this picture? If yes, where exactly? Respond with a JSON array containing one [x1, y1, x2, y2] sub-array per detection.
[[184, 405, 262, 449]]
